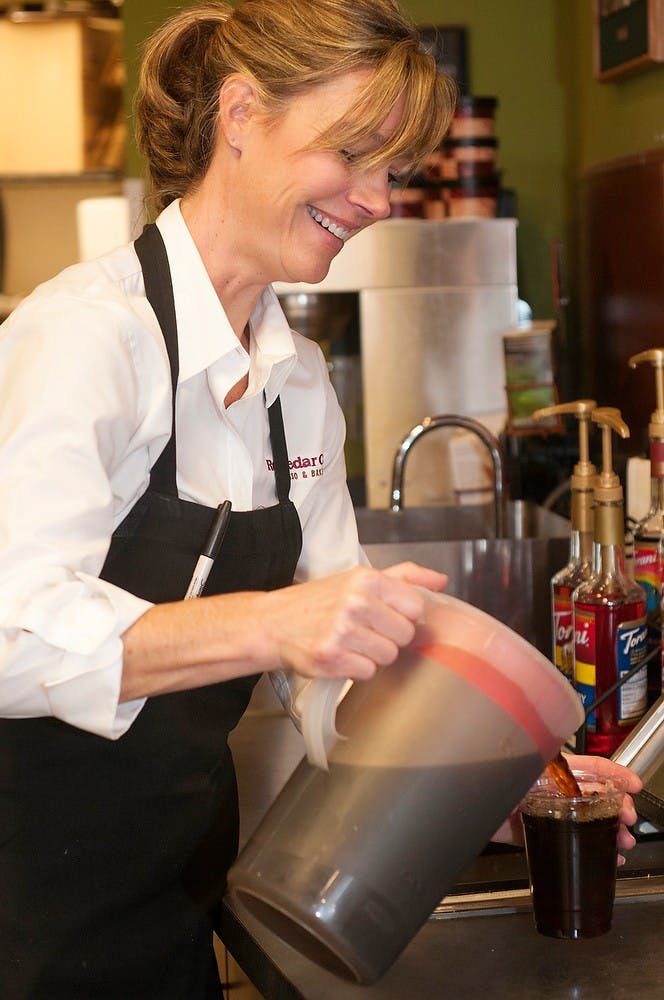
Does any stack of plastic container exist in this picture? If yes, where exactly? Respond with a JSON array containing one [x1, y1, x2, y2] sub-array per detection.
[[421, 95, 500, 219]]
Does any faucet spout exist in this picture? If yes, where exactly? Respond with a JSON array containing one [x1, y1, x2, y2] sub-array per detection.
[[390, 414, 507, 538]]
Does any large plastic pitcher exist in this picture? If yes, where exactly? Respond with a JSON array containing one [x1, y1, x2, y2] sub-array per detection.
[[227, 593, 584, 985]]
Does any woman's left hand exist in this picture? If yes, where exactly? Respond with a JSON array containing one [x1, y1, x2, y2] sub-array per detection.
[[492, 753, 643, 865]]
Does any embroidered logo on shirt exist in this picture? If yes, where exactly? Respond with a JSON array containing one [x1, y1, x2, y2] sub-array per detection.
[[266, 453, 325, 479]]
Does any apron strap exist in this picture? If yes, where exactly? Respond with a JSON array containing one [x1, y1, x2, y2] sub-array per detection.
[[134, 224, 179, 497], [267, 395, 292, 503], [134, 223, 293, 503]]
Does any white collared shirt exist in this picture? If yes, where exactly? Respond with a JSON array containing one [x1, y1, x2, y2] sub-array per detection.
[[0, 200, 364, 738]]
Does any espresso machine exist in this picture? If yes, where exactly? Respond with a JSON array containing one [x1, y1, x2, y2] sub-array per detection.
[[275, 217, 519, 509]]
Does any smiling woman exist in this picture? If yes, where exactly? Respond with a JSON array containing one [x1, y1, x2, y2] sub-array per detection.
[[135, 0, 457, 317], [193, 65, 411, 289], [136, 0, 457, 216], [0, 2, 644, 996], [0, 2, 458, 998]]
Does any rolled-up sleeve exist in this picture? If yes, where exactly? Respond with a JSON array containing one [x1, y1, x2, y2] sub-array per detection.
[[0, 294, 165, 738]]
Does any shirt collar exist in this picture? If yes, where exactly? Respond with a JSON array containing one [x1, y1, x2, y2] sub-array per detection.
[[155, 200, 297, 396]]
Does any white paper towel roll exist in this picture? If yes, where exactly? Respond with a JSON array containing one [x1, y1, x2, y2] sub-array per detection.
[[76, 196, 131, 261]]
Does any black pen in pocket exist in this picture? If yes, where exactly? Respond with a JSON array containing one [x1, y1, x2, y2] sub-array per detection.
[[184, 500, 232, 599]]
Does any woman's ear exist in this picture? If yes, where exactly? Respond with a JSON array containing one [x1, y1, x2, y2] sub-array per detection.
[[217, 74, 260, 153]]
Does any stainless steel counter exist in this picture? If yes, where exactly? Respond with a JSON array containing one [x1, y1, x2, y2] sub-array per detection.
[[221, 686, 664, 999], [220, 889, 664, 1000]]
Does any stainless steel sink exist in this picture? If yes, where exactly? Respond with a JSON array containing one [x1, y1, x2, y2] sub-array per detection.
[[358, 501, 571, 657], [355, 499, 570, 544]]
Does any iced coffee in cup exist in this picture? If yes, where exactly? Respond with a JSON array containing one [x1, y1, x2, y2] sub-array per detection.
[[520, 769, 629, 939]]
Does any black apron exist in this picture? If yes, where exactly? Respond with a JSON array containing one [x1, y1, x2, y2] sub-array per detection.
[[0, 224, 302, 999]]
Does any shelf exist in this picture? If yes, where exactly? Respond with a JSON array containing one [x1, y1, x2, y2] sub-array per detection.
[[0, 171, 123, 184]]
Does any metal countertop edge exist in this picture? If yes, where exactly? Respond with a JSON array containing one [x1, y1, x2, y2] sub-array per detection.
[[433, 872, 664, 919]]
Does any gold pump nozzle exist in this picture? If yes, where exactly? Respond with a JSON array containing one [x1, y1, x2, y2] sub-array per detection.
[[592, 407, 629, 503], [533, 400, 598, 536], [532, 399, 597, 485], [629, 348, 664, 439]]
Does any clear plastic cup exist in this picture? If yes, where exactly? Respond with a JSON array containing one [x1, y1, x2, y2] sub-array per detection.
[[520, 769, 629, 939]]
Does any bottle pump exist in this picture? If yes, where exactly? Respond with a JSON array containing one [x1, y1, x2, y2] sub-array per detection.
[[629, 348, 664, 703], [533, 400, 596, 682], [573, 407, 648, 756]]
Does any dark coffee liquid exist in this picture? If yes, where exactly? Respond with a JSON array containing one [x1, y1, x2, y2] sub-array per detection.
[[547, 752, 582, 797], [522, 808, 619, 938]]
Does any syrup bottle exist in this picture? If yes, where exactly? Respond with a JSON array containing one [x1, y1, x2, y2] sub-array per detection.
[[629, 348, 664, 705], [533, 400, 597, 683], [573, 407, 648, 757]]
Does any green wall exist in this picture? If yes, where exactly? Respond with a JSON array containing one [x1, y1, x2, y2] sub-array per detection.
[[572, 3, 664, 171], [122, 0, 173, 180], [122, 1, 664, 323], [404, 0, 571, 320]]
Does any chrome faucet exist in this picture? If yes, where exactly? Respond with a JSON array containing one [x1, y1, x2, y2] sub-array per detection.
[[390, 414, 507, 538]]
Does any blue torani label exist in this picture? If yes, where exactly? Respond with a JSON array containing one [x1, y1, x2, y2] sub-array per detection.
[[574, 610, 647, 728], [617, 619, 648, 723]]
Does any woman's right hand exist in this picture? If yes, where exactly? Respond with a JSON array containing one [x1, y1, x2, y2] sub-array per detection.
[[121, 562, 446, 702], [259, 562, 447, 681]]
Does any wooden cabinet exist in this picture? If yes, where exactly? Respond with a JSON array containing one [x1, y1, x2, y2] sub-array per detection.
[[0, 17, 125, 174]]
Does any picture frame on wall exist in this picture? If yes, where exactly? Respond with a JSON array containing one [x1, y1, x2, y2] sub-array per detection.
[[418, 25, 469, 94], [593, 0, 664, 81]]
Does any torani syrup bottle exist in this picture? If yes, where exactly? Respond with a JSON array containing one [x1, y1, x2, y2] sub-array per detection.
[[629, 348, 664, 704], [573, 408, 648, 757], [533, 400, 597, 683]]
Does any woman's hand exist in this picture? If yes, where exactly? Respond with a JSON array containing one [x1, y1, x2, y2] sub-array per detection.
[[121, 561, 446, 702], [260, 561, 447, 681], [492, 753, 643, 865]]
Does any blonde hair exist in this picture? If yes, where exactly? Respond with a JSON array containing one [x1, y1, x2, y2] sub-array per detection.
[[136, 0, 457, 213]]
